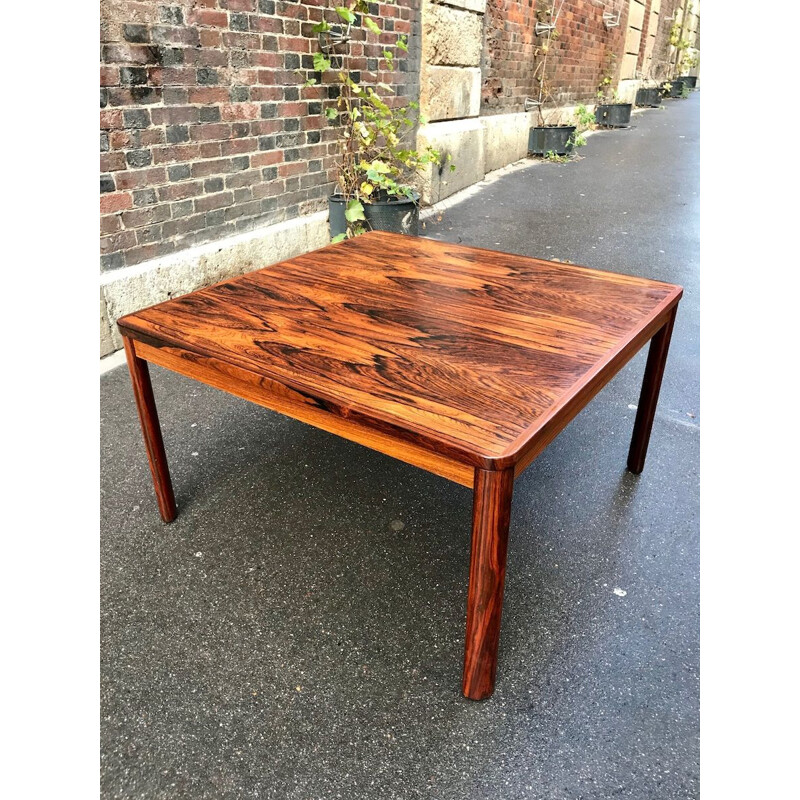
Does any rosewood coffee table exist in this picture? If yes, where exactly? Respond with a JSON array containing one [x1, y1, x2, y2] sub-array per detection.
[[118, 231, 682, 700]]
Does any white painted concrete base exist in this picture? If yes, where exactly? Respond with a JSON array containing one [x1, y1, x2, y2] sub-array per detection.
[[617, 78, 643, 104], [481, 111, 536, 173], [418, 104, 597, 205], [100, 348, 128, 375], [417, 118, 485, 205]]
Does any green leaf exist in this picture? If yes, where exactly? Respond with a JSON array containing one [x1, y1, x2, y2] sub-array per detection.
[[396, 35, 408, 52], [331, 233, 347, 244], [313, 52, 331, 72], [312, 20, 331, 33], [364, 16, 381, 36], [344, 199, 366, 222], [325, 107, 338, 120], [336, 7, 356, 23]]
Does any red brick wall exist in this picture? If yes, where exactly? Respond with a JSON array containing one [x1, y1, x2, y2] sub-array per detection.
[[481, 0, 538, 113], [481, 0, 628, 114], [100, 0, 420, 271]]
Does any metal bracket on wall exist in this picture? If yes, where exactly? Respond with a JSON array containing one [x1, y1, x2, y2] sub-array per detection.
[[534, 22, 557, 36], [524, 97, 542, 111], [318, 23, 352, 54], [603, 11, 621, 29]]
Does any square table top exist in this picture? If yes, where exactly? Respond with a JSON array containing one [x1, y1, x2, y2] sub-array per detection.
[[119, 231, 682, 472]]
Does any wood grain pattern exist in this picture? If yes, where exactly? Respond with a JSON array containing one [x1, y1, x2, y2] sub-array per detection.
[[132, 338, 474, 487], [123, 337, 176, 523], [118, 232, 683, 702], [463, 467, 514, 700], [627, 307, 677, 474], [118, 231, 682, 476]]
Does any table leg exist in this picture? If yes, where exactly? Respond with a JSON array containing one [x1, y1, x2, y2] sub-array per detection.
[[123, 337, 177, 523], [463, 467, 514, 700], [627, 307, 678, 474]]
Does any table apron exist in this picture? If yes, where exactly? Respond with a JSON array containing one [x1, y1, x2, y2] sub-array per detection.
[[130, 338, 476, 488]]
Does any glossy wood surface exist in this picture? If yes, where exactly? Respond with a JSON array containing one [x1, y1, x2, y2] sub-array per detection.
[[627, 307, 677, 474], [463, 467, 514, 700], [123, 337, 176, 522], [132, 338, 474, 487], [119, 231, 682, 475]]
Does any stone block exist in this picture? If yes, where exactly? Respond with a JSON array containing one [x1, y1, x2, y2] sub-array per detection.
[[481, 112, 534, 174], [423, 1, 483, 67], [620, 52, 639, 81], [624, 26, 642, 57], [616, 79, 640, 105], [628, 0, 646, 30], [100, 290, 115, 357], [420, 66, 481, 122], [433, 0, 486, 12], [416, 118, 485, 205]]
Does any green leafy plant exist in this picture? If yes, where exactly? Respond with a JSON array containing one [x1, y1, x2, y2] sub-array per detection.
[[670, 4, 699, 77], [529, 1, 568, 126], [678, 49, 699, 76], [596, 50, 618, 103], [565, 104, 593, 151], [573, 103, 594, 131], [538, 103, 591, 162], [544, 149, 569, 163], [300, 1, 452, 241]]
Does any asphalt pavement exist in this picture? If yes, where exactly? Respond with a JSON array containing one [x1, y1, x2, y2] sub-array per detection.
[[101, 92, 700, 799]]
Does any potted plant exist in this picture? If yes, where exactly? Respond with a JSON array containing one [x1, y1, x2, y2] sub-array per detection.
[[635, 70, 662, 108], [527, 2, 578, 155], [528, 103, 593, 161], [665, 15, 696, 97], [635, 84, 662, 108], [594, 51, 632, 127], [661, 78, 685, 98], [302, 2, 450, 241], [678, 52, 699, 88]]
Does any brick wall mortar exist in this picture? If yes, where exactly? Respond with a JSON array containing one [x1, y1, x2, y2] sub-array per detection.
[[100, 1, 695, 276], [482, 1, 639, 115], [100, 0, 421, 271]]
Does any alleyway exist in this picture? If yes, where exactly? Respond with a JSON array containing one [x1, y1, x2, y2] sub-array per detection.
[[101, 94, 699, 799]]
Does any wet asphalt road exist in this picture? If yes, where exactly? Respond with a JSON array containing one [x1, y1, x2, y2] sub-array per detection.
[[101, 93, 699, 799]]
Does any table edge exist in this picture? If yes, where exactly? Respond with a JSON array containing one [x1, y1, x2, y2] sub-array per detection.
[[117, 240, 683, 476], [118, 322, 496, 473], [500, 286, 684, 474]]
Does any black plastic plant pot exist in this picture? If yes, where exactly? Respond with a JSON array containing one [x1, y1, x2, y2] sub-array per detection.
[[328, 192, 419, 239], [662, 78, 686, 98], [681, 75, 698, 89], [594, 103, 633, 127], [528, 126, 576, 156], [635, 87, 662, 108]]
